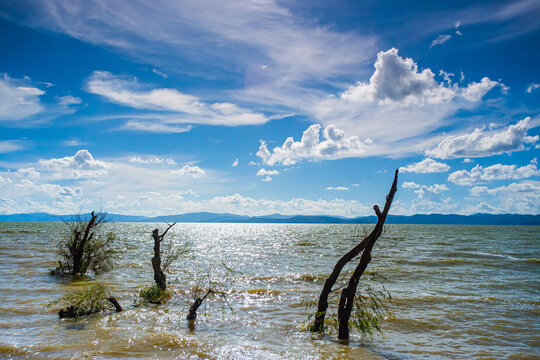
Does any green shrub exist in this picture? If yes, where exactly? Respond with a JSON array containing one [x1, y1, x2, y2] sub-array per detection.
[[50, 212, 118, 276], [140, 284, 171, 304], [49, 283, 115, 318]]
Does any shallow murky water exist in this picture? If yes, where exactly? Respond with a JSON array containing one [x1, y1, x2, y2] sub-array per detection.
[[0, 223, 538, 359]]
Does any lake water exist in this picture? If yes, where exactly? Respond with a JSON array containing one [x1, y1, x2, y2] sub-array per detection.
[[0, 223, 538, 359]]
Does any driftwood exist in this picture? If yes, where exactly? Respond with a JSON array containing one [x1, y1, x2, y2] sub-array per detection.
[[311, 169, 398, 340], [151, 223, 176, 291]]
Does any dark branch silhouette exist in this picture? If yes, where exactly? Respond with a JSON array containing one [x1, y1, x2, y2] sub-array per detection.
[[311, 169, 398, 340]]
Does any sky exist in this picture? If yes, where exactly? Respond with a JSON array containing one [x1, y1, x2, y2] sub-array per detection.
[[0, 0, 539, 217]]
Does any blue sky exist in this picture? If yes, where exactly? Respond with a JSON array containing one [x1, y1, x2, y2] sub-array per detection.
[[0, 0, 539, 216]]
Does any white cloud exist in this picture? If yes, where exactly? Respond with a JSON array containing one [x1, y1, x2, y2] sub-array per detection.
[[0, 140, 28, 153], [402, 181, 420, 189], [527, 83, 540, 93], [0, 74, 44, 122], [403, 182, 449, 197], [232, 158, 239, 167], [8, 0, 376, 87], [0, 176, 12, 187], [16, 167, 40, 179], [448, 159, 539, 185], [129, 156, 176, 165], [468, 181, 540, 214], [57, 95, 82, 106], [14, 179, 83, 198], [152, 68, 168, 79], [430, 34, 452, 48], [402, 181, 455, 214], [62, 139, 86, 147], [257, 124, 371, 166], [170, 164, 206, 178], [86, 71, 269, 129], [261, 176, 272, 182], [39, 149, 114, 179], [426, 117, 539, 159], [310, 48, 506, 157], [257, 168, 279, 176], [326, 186, 349, 191], [121, 120, 193, 133], [400, 158, 450, 173], [340, 49, 500, 106]]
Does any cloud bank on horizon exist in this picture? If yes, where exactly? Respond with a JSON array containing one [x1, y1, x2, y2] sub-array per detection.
[[0, 0, 538, 216]]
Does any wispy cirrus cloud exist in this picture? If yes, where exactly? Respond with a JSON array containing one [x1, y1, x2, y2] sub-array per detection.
[[86, 71, 269, 131]]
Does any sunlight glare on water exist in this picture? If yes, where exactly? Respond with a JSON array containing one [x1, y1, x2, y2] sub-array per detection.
[[0, 223, 538, 359]]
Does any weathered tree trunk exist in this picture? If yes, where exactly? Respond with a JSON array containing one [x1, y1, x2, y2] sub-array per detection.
[[151, 223, 176, 291], [187, 290, 212, 321], [312, 170, 398, 338], [107, 296, 123, 312], [72, 211, 98, 274]]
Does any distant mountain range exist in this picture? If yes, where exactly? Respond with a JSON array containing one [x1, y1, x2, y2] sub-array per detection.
[[0, 212, 539, 225]]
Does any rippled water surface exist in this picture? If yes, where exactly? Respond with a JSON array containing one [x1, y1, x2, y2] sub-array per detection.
[[0, 223, 538, 359]]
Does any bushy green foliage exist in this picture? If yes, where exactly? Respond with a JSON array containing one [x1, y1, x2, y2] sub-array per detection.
[[50, 212, 118, 276], [49, 283, 114, 318], [140, 284, 171, 304]]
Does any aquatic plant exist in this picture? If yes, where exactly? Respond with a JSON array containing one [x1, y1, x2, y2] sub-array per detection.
[[310, 169, 398, 341], [49, 283, 122, 318], [50, 211, 118, 276]]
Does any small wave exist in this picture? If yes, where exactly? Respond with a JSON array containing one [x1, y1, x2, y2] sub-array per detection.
[[245, 288, 282, 295]]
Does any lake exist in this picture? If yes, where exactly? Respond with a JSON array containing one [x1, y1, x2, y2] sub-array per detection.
[[0, 223, 538, 359]]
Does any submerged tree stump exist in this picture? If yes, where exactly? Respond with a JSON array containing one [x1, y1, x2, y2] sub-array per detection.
[[151, 223, 176, 291]]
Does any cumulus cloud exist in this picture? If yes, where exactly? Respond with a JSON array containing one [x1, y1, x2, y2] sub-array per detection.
[[16, 167, 40, 179], [402, 181, 454, 214], [0, 74, 44, 122], [430, 34, 452, 48], [527, 83, 540, 93], [257, 124, 371, 166], [170, 164, 206, 178], [339, 48, 501, 106], [310, 48, 507, 156], [129, 156, 176, 165], [86, 71, 269, 130], [39, 149, 114, 179], [402, 182, 450, 197], [426, 117, 539, 159], [468, 181, 540, 214], [400, 158, 450, 173], [257, 168, 279, 176], [448, 159, 539, 185], [326, 186, 349, 191]]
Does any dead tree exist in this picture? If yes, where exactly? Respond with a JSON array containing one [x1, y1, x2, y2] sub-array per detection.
[[151, 223, 176, 291], [311, 169, 398, 340]]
